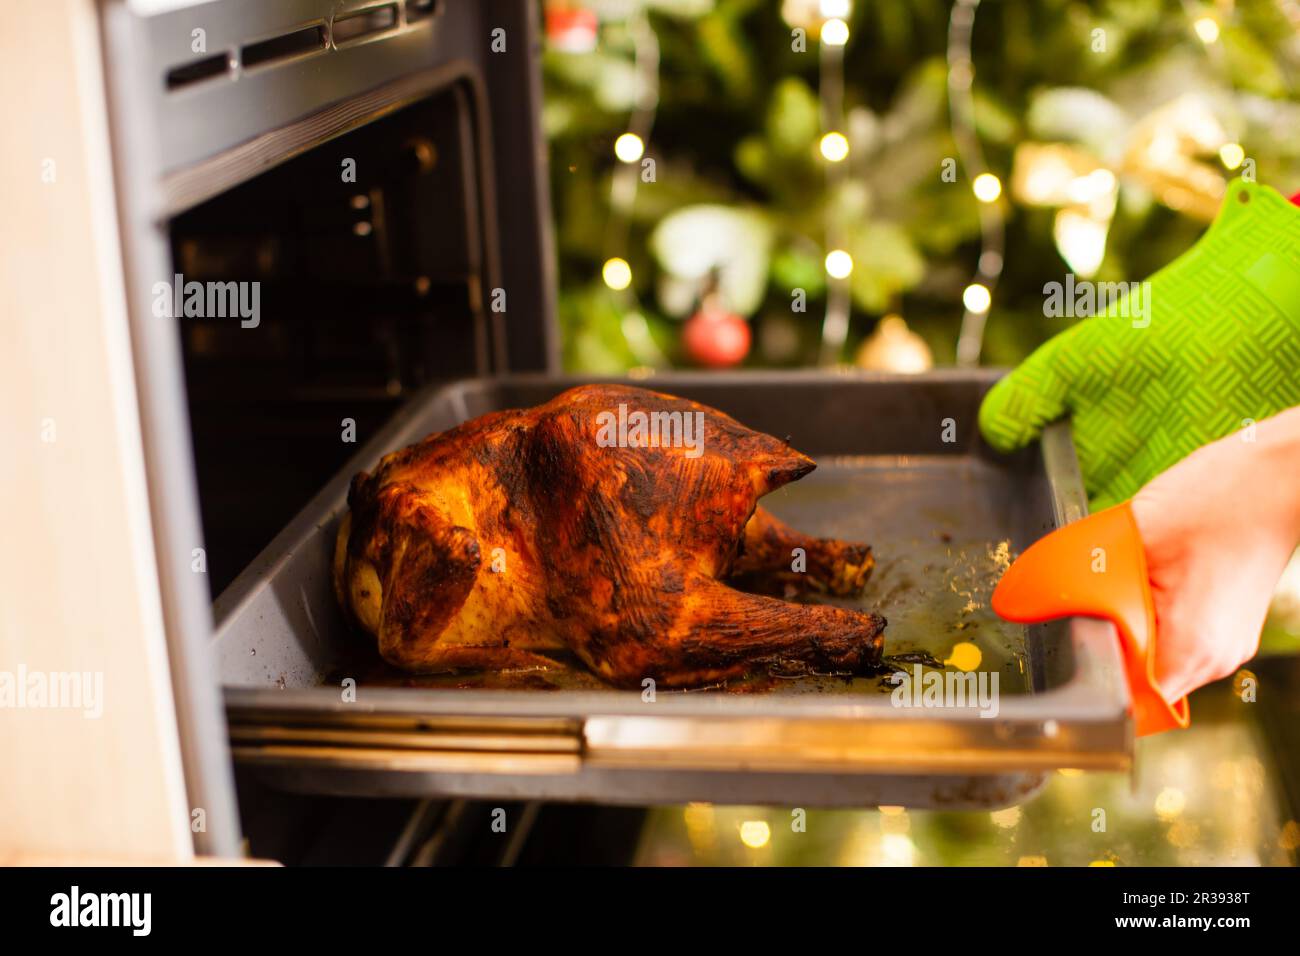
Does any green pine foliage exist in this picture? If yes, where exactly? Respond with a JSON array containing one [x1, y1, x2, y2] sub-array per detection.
[[544, 0, 1300, 370]]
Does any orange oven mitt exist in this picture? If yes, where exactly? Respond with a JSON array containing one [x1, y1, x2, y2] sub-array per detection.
[[992, 502, 1189, 737]]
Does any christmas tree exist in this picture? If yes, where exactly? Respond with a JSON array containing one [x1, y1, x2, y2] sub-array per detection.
[[542, 0, 1300, 371]]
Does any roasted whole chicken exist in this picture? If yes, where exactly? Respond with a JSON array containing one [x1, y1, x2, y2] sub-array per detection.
[[333, 384, 885, 687]]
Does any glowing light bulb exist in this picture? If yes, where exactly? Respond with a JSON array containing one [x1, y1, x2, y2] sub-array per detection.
[[1155, 787, 1186, 820], [820, 0, 851, 18], [683, 802, 714, 832], [963, 283, 991, 314], [990, 807, 1021, 829], [820, 17, 849, 46], [1193, 16, 1219, 44], [972, 173, 1002, 203], [825, 249, 853, 279], [1219, 142, 1245, 170], [1065, 168, 1116, 204], [614, 133, 645, 163], [739, 820, 771, 849], [602, 257, 632, 290], [819, 131, 850, 162], [1054, 208, 1108, 278], [880, 833, 916, 866]]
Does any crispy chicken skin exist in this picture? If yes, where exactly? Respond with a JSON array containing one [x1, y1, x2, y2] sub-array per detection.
[[333, 384, 884, 687]]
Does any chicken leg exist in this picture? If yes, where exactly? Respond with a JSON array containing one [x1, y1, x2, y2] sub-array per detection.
[[730, 506, 875, 598]]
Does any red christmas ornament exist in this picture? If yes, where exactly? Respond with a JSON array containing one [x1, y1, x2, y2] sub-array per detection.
[[683, 305, 750, 368], [545, 5, 598, 53]]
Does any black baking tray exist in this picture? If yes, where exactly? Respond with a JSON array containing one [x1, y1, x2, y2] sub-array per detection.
[[215, 371, 1132, 809]]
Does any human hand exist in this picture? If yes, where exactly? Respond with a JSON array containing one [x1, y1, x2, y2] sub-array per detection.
[[979, 179, 1300, 511], [1131, 406, 1300, 701], [991, 406, 1300, 733]]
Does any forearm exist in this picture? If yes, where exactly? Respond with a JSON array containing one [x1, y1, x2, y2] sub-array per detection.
[[1255, 405, 1300, 543]]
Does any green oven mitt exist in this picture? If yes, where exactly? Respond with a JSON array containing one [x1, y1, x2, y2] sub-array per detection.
[[979, 178, 1300, 510]]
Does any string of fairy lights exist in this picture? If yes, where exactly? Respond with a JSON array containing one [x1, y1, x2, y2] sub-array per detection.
[[599, 6, 665, 368], [815, 1, 854, 366], [948, 0, 1003, 367], [586, 0, 1260, 369], [592, 0, 977, 368], [594, 0, 863, 367], [950, 0, 1258, 363]]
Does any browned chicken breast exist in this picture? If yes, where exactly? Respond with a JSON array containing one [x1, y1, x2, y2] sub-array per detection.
[[333, 384, 884, 687]]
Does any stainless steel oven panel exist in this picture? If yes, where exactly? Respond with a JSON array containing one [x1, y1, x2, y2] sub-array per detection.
[[100, 0, 556, 854]]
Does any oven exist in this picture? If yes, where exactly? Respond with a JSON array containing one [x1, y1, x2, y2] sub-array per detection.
[[99, 0, 1133, 862]]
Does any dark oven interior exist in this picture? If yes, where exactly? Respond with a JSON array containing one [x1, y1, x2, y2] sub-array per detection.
[[168, 81, 678, 861], [169, 87, 489, 595]]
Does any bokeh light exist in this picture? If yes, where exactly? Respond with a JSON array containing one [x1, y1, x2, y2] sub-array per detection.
[[819, 131, 850, 162], [820, 18, 850, 46], [614, 132, 645, 163], [602, 257, 632, 290], [825, 249, 854, 278], [1219, 142, 1245, 169], [739, 820, 771, 848], [962, 283, 991, 313], [972, 173, 1002, 202]]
